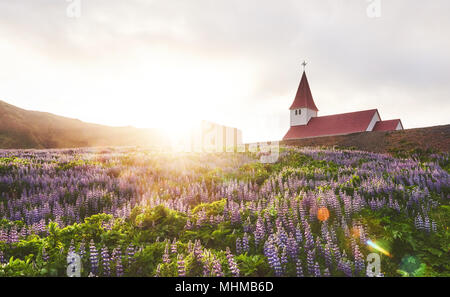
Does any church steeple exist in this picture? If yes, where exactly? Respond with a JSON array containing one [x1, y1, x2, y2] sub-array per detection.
[[289, 66, 319, 126], [289, 71, 319, 111]]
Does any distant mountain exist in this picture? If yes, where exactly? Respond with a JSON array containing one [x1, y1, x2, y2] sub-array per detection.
[[0, 100, 169, 149]]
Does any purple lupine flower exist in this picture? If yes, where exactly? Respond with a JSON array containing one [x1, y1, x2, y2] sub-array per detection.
[[354, 244, 365, 275], [162, 243, 171, 264], [8, 227, 18, 244], [194, 240, 203, 261], [296, 259, 304, 277], [185, 219, 192, 230], [358, 225, 367, 245], [212, 256, 224, 277], [78, 240, 86, 260], [277, 228, 288, 249], [89, 240, 98, 276], [68, 239, 75, 254], [202, 251, 211, 276], [324, 268, 330, 277], [187, 240, 193, 253], [332, 243, 341, 263], [324, 243, 333, 270], [101, 246, 111, 276], [415, 215, 423, 230], [264, 210, 273, 232], [177, 254, 186, 277], [314, 262, 321, 277], [343, 260, 353, 277], [19, 227, 27, 240], [315, 240, 324, 259], [42, 246, 49, 262], [264, 239, 282, 277], [155, 263, 161, 277], [127, 243, 135, 265], [304, 223, 314, 251], [236, 237, 242, 255], [307, 249, 315, 276], [280, 247, 288, 273], [242, 233, 250, 253], [111, 247, 123, 277], [0, 229, 7, 243], [431, 220, 437, 232], [295, 225, 303, 243], [338, 254, 353, 277], [171, 238, 177, 254], [231, 208, 241, 225], [243, 216, 252, 233], [424, 215, 431, 233], [254, 215, 265, 246], [288, 216, 295, 234], [197, 211, 207, 226], [287, 234, 298, 259], [225, 247, 240, 277]]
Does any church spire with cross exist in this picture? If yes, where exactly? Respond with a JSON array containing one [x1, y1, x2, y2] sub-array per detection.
[[288, 61, 319, 126], [290, 61, 317, 111]]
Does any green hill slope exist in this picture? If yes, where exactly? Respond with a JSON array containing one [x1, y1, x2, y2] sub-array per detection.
[[0, 100, 168, 149]]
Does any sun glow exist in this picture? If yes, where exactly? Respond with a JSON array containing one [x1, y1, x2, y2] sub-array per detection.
[[1, 39, 258, 143], [134, 53, 256, 147]]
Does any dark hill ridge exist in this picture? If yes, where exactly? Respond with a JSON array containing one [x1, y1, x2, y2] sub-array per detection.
[[0, 100, 168, 149], [281, 124, 450, 154]]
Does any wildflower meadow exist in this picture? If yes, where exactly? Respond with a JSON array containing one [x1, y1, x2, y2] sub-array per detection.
[[0, 147, 448, 277]]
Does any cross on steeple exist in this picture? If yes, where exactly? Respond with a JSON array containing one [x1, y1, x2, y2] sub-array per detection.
[[301, 60, 307, 71]]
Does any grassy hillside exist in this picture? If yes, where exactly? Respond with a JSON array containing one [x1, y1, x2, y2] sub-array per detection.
[[0, 100, 168, 149], [282, 124, 450, 155]]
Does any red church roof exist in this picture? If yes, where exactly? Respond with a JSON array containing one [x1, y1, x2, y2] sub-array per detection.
[[373, 119, 402, 131], [289, 71, 319, 111], [283, 109, 379, 140]]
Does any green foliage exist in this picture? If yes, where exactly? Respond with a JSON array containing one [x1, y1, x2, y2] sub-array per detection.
[[237, 162, 271, 185], [184, 252, 205, 277], [131, 242, 166, 276], [56, 159, 101, 171], [132, 205, 187, 240], [0, 256, 39, 277], [358, 205, 450, 277], [235, 254, 272, 276], [192, 199, 226, 217]]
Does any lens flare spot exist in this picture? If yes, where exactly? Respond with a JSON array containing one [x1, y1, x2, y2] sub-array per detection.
[[366, 240, 391, 257], [317, 207, 330, 222], [351, 226, 361, 238], [398, 255, 425, 276]]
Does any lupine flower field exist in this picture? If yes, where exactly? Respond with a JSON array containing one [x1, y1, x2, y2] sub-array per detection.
[[0, 146, 448, 277]]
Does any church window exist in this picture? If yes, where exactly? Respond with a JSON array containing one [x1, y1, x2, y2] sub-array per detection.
[[295, 110, 297, 115], [298, 109, 301, 115]]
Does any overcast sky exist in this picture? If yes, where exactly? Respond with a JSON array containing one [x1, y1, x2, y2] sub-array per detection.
[[0, 0, 449, 142]]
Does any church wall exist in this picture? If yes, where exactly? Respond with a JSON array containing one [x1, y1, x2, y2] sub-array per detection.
[[306, 109, 318, 123], [396, 122, 404, 130], [290, 108, 317, 126], [366, 112, 381, 131], [290, 109, 301, 126]]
